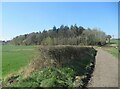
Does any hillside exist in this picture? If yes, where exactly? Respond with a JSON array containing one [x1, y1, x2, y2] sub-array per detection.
[[9, 25, 107, 46]]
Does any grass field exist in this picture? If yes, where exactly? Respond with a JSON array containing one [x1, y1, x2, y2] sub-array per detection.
[[110, 39, 119, 45], [103, 47, 118, 58], [103, 39, 119, 58], [2, 45, 35, 78]]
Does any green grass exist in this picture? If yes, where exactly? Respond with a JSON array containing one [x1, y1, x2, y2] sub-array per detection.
[[110, 39, 120, 47], [102, 39, 119, 58], [110, 39, 118, 45], [103, 47, 118, 58], [2, 45, 35, 78]]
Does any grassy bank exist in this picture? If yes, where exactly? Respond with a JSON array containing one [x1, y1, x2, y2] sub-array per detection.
[[103, 47, 118, 58], [3, 46, 97, 88], [103, 39, 119, 58]]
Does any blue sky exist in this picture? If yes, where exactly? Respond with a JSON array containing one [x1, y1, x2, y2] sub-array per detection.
[[2, 2, 118, 40]]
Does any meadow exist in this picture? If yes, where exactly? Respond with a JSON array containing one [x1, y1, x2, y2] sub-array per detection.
[[2, 45, 35, 78], [110, 39, 119, 45], [103, 47, 118, 58], [103, 39, 119, 58]]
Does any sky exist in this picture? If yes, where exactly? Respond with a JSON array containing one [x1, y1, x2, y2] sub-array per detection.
[[1, 2, 118, 40]]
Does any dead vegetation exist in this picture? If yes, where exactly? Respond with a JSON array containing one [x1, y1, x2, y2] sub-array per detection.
[[28, 46, 97, 71]]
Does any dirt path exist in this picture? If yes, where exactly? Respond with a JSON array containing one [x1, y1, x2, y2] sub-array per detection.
[[88, 48, 118, 87]]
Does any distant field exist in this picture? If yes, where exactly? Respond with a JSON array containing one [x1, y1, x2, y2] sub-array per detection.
[[103, 47, 118, 58], [110, 39, 118, 44], [103, 39, 119, 58], [110, 39, 119, 46], [2, 45, 35, 78]]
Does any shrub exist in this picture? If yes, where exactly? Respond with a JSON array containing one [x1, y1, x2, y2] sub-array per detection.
[[37, 46, 96, 67], [8, 67, 75, 87]]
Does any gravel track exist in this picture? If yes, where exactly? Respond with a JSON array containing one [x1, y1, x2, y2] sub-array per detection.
[[88, 48, 118, 87]]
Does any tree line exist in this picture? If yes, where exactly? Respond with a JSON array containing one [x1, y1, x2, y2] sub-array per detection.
[[10, 24, 108, 46]]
